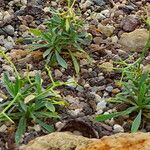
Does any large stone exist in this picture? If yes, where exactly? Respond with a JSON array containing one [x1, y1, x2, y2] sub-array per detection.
[[21, 132, 150, 150], [20, 132, 94, 150], [78, 132, 150, 150], [119, 29, 149, 52]]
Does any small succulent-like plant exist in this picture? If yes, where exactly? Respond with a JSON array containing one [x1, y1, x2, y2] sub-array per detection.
[[30, 0, 91, 74]]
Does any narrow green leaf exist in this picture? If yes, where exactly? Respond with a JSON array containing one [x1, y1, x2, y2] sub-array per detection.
[[43, 48, 52, 58], [15, 116, 26, 144], [45, 102, 55, 112], [131, 110, 142, 132], [65, 19, 70, 32], [35, 118, 54, 133], [96, 107, 137, 122], [30, 44, 49, 51], [55, 51, 67, 69], [69, 50, 80, 74], [24, 94, 35, 104], [29, 28, 42, 36]]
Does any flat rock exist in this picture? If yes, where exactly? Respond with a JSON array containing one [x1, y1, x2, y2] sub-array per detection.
[[119, 29, 149, 52], [20, 132, 93, 150], [78, 132, 150, 150]]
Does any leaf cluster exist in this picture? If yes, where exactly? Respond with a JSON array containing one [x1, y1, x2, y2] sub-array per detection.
[[0, 70, 67, 144], [30, 1, 91, 73]]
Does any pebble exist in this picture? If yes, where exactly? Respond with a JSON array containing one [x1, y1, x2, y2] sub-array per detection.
[[4, 42, 14, 50], [0, 124, 7, 132], [96, 99, 107, 111], [96, 109, 103, 115], [93, 36, 103, 45], [106, 85, 113, 92], [25, 15, 34, 24], [111, 36, 118, 43], [54, 69, 63, 78], [101, 9, 110, 18], [98, 23, 115, 37], [19, 25, 29, 32], [80, 0, 93, 10], [3, 25, 14, 36], [55, 121, 64, 130], [92, 0, 106, 6], [113, 124, 124, 133], [93, 13, 106, 21], [51, 1, 57, 7], [0, 97, 3, 102], [121, 15, 140, 32], [33, 125, 41, 132]]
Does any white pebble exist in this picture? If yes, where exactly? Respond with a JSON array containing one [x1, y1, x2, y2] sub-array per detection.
[[113, 124, 124, 133], [96, 100, 107, 111]]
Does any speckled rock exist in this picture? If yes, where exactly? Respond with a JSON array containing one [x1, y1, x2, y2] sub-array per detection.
[[119, 29, 149, 52], [78, 132, 150, 150], [20, 132, 94, 150]]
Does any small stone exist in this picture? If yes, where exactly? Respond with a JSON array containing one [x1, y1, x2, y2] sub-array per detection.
[[80, 0, 93, 10], [106, 86, 113, 92], [68, 109, 83, 116], [80, 59, 88, 66], [121, 15, 140, 32], [3, 25, 14, 36], [93, 37, 103, 45], [55, 122, 64, 130], [113, 124, 124, 133], [3, 11, 12, 23], [43, 7, 50, 13], [89, 44, 101, 52], [93, 13, 106, 21], [98, 23, 115, 37], [92, 0, 106, 6], [76, 86, 84, 92], [19, 25, 29, 32], [51, 1, 57, 7], [111, 36, 118, 43], [112, 88, 120, 94], [96, 109, 103, 115], [21, 0, 27, 5], [143, 64, 150, 73], [54, 69, 63, 78], [101, 9, 110, 18], [25, 15, 34, 24], [98, 62, 113, 72], [0, 97, 3, 102], [96, 100, 107, 111], [0, 124, 7, 132], [33, 125, 41, 132], [4, 42, 14, 50]]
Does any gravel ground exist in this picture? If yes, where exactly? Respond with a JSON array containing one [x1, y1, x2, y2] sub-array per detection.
[[0, 0, 150, 149]]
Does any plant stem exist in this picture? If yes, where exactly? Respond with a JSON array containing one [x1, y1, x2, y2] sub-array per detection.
[[45, 65, 55, 85], [1, 93, 20, 114], [0, 50, 20, 79]]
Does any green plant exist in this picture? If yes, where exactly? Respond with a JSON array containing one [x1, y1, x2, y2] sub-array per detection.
[[96, 16, 150, 132], [96, 71, 150, 132], [0, 50, 72, 144], [0, 71, 68, 144], [29, 0, 91, 74]]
